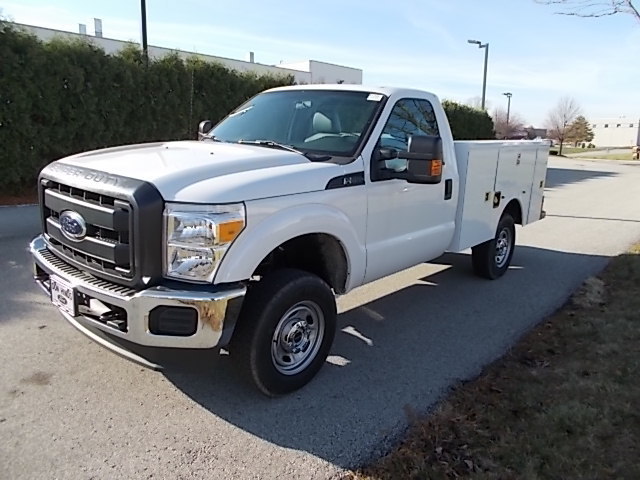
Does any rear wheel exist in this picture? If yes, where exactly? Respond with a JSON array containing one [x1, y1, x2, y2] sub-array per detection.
[[472, 213, 516, 280], [231, 269, 336, 396]]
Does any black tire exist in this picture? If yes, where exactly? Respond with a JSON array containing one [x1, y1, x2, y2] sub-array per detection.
[[472, 213, 516, 280], [231, 268, 337, 396]]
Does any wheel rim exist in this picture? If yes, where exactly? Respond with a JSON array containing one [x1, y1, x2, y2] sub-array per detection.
[[271, 301, 325, 376], [494, 227, 512, 268]]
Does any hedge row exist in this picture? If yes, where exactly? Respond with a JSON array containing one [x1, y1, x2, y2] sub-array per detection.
[[0, 22, 494, 194], [0, 23, 295, 193], [442, 100, 495, 141]]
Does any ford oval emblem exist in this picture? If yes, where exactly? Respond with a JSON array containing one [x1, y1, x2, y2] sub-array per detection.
[[59, 210, 87, 241]]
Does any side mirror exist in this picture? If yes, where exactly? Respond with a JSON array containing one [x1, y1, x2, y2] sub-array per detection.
[[198, 120, 213, 140], [405, 135, 443, 184]]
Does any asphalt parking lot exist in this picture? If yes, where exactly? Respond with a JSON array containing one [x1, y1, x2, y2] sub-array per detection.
[[1, 157, 640, 479]]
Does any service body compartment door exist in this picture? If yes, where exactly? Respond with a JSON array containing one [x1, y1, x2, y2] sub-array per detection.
[[526, 147, 548, 224], [493, 146, 536, 220], [448, 142, 500, 252]]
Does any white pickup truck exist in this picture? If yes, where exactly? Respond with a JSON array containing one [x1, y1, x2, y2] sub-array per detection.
[[30, 85, 548, 395]]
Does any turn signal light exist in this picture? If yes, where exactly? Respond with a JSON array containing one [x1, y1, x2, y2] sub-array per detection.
[[218, 220, 244, 243], [430, 159, 443, 177]]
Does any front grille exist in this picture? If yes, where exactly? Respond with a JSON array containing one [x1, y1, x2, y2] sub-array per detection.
[[42, 180, 134, 280], [39, 162, 164, 288], [38, 248, 136, 297]]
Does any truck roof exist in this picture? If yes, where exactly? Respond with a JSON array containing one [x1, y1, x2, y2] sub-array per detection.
[[266, 84, 438, 99]]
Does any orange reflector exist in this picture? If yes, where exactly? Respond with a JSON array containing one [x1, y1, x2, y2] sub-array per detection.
[[218, 220, 244, 243], [430, 159, 443, 177]]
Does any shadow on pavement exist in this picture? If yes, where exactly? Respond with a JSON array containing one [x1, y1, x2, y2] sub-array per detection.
[[545, 167, 615, 189], [163, 245, 611, 467]]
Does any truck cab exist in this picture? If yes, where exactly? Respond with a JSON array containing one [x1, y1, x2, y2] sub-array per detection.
[[30, 85, 548, 395]]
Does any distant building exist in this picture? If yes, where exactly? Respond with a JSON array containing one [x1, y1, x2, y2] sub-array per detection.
[[505, 130, 529, 140], [526, 127, 548, 140], [278, 60, 362, 85], [14, 22, 363, 85], [591, 118, 640, 147]]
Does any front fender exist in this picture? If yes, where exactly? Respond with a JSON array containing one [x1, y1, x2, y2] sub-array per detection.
[[214, 200, 366, 292]]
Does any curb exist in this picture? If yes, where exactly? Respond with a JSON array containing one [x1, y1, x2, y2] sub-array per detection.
[[0, 203, 38, 208]]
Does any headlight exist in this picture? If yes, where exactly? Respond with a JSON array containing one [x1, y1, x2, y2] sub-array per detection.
[[163, 203, 245, 282]]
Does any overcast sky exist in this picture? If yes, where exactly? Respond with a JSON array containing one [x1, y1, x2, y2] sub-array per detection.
[[3, 0, 639, 126]]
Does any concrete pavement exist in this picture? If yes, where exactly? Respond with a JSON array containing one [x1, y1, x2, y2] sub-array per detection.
[[1, 157, 640, 479], [0, 205, 39, 240]]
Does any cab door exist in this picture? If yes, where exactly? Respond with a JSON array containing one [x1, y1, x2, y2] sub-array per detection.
[[364, 97, 456, 283]]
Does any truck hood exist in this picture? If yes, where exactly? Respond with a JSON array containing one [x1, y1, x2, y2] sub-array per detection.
[[57, 141, 350, 203]]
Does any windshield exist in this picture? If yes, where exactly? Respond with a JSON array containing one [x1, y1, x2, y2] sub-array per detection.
[[209, 90, 386, 157]]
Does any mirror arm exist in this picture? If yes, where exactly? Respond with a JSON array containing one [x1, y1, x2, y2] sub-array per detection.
[[401, 152, 444, 163], [377, 150, 444, 163], [376, 147, 399, 161]]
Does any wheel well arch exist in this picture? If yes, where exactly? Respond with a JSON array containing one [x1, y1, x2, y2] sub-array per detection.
[[252, 233, 349, 294], [504, 199, 523, 225]]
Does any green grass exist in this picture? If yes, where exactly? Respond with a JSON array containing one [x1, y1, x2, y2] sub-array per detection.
[[550, 146, 610, 155], [585, 153, 637, 161], [345, 244, 640, 480]]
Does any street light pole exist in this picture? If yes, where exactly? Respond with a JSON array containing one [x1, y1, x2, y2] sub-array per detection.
[[468, 39, 489, 110], [481, 43, 489, 111], [140, 0, 148, 65], [503, 92, 512, 125]]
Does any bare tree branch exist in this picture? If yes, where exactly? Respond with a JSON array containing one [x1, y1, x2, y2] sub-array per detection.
[[492, 108, 526, 139], [546, 97, 582, 155], [535, 0, 640, 22]]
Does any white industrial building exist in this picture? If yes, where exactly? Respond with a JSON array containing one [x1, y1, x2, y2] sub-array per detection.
[[14, 21, 362, 85], [591, 118, 640, 147], [278, 60, 362, 84]]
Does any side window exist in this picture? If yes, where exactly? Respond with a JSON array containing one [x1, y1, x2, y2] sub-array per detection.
[[378, 99, 440, 172]]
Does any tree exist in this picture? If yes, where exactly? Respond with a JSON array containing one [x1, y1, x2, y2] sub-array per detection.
[[492, 107, 526, 139], [442, 100, 495, 140], [535, 0, 640, 23], [566, 115, 594, 146], [545, 96, 582, 155]]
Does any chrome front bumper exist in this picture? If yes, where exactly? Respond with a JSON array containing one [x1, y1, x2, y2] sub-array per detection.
[[30, 235, 246, 369]]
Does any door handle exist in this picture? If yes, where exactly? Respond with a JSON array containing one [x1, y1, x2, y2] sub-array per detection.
[[444, 179, 453, 200]]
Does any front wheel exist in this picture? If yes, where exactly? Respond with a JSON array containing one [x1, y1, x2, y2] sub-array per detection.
[[231, 269, 337, 396], [472, 213, 516, 280]]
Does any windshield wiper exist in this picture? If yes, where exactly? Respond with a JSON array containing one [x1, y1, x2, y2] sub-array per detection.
[[237, 140, 332, 162], [237, 139, 304, 154]]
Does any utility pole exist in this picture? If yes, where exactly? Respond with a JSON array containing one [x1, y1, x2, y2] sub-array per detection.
[[503, 92, 512, 125], [140, 0, 149, 65], [468, 39, 489, 110]]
